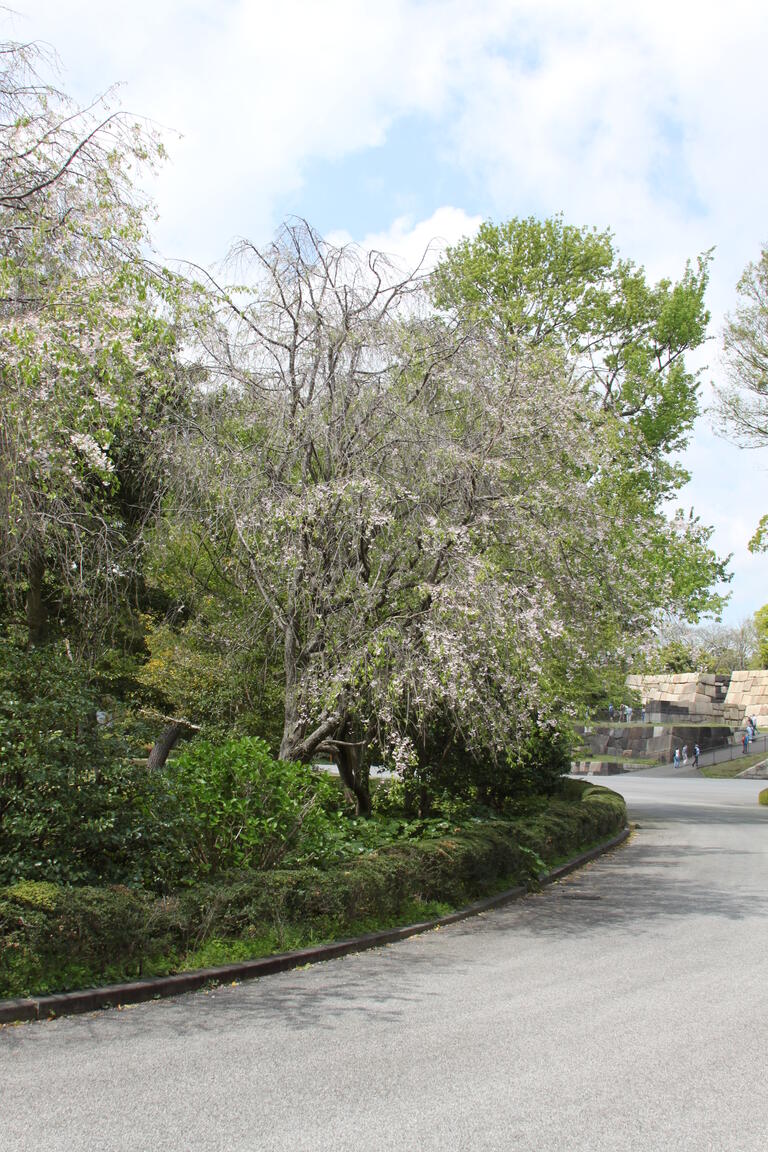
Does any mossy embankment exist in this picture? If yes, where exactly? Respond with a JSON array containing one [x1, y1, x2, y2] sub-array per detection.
[[0, 780, 626, 1000]]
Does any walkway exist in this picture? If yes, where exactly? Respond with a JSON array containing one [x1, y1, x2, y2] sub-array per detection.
[[2, 776, 767, 1151]]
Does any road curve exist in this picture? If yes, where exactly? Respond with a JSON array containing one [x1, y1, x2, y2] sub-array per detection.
[[2, 776, 767, 1152]]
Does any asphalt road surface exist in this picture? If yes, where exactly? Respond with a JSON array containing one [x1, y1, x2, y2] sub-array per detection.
[[2, 774, 767, 1152]]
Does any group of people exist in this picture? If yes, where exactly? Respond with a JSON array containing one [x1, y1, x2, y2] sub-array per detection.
[[608, 703, 635, 723], [673, 743, 701, 769]]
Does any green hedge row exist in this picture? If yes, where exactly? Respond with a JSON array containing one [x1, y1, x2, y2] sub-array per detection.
[[0, 781, 626, 999]]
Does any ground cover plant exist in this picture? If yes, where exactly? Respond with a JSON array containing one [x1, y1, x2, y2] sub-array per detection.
[[0, 778, 626, 999]]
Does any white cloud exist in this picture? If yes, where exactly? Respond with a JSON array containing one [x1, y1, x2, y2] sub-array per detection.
[[13, 1, 510, 261], [329, 206, 483, 276]]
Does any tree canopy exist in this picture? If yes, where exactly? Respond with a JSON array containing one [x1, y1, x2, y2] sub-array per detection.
[[0, 32, 732, 827], [0, 38, 186, 649], [717, 243, 768, 552]]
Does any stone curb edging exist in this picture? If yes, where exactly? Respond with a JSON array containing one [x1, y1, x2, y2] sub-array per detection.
[[0, 825, 631, 1026]]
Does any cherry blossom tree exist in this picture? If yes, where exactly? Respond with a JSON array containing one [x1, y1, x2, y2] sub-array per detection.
[[716, 244, 768, 552], [0, 37, 184, 648], [174, 221, 706, 812]]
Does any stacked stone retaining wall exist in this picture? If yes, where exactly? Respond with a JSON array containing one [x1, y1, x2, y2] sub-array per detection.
[[625, 672, 728, 719], [581, 723, 730, 763], [626, 671, 768, 728], [724, 670, 768, 729]]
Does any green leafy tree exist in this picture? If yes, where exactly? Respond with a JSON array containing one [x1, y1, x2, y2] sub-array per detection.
[[169, 220, 727, 818], [138, 522, 284, 748], [431, 215, 728, 621], [755, 605, 768, 669], [0, 635, 175, 885]]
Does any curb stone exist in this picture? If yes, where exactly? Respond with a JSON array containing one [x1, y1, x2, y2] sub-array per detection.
[[0, 825, 630, 1026]]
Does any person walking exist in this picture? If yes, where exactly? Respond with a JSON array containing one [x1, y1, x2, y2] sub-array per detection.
[[693, 743, 700, 769], [682, 743, 688, 765], [742, 731, 749, 754], [673, 748, 681, 769]]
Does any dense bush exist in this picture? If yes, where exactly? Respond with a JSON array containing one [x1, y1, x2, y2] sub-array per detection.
[[166, 737, 343, 876], [0, 781, 626, 998], [0, 640, 176, 887], [759, 788, 768, 806], [479, 724, 572, 808], [399, 719, 572, 817]]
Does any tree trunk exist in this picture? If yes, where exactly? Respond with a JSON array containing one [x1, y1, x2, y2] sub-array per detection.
[[279, 618, 301, 761], [26, 551, 47, 647], [334, 740, 371, 817], [147, 722, 190, 772]]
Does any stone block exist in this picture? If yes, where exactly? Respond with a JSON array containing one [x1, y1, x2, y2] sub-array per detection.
[[590, 761, 625, 775]]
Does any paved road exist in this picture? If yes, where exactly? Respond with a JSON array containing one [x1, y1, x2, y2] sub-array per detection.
[[2, 776, 767, 1151]]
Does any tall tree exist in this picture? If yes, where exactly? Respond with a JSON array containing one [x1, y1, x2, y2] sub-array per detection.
[[754, 605, 768, 669], [716, 244, 768, 552], [0, 37, 184, 648], [175, 221, 720, 812], [431, 215, 727, 621]]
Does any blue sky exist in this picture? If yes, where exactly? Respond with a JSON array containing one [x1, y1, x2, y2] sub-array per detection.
[[11, 0, 768, 624]]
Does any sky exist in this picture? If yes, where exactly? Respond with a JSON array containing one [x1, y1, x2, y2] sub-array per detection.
[[9, 0, 768, 624]]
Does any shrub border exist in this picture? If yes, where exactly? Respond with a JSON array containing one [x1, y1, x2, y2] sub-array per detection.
[[0, 824, 629, 1025]]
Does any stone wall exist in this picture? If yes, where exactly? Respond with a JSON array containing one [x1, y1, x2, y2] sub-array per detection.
[[625, 672, 728, 718], [626, 670, 768, 729], [723, 670, 768, 729], [581, 723, 730, 762]]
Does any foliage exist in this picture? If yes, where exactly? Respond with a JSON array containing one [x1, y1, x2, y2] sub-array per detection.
[[431, 215, 710, 455], [651, 639, 698, 673], [0, 637, 183, 887], [717, 244, 768, 551], [167, 216, 728, 825], [758, 788, 768, 806], [0, 782, 626, 998], [167, 737, 343, 876], [0, 23, 731, 879], [137, 521, 284, 744], [639, 615, 759, 674], [484, 724, 572, 807], [0, 36, 188, 649], [431, 215, 728, 620], [755, 605, 768, 669], [386, 718, 572, 817]]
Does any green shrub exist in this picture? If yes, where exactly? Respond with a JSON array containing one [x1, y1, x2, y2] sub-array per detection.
[[0, 639, 177, 887], [0, 783, 627, 998], [167, 737, 343, 876], [397, 719, 573, 817], [759, 788, 768, 806]]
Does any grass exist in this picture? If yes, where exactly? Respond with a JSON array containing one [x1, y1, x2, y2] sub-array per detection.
[[139, 896, 458, 978], [700, 752, 767, 779]]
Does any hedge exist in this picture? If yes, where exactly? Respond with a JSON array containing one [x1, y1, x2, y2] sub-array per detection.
[[0, 781, 625, 999], [759, 788, 768, 806]]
